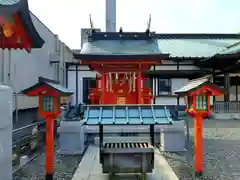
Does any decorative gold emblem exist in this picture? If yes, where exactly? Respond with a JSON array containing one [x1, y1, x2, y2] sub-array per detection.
[[41, 90, 47, 94], [117, 97, 126, 104]]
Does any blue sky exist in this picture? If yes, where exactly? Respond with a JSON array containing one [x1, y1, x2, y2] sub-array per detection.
[[28, 0, 240, 49]]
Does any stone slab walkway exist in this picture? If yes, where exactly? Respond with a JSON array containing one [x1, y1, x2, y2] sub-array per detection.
[[72, 145, 178, 180]]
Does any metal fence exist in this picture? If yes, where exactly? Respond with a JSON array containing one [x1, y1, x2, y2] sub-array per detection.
[[213, 101, 240, 113], [12, 121, 45, 169]]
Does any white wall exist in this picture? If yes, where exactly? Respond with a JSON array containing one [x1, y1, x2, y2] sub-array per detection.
[[0, 12, 73, 110], [155, 60, 200, 71], [68, 65, 96, 104], [215, 86, 240, 102], [155, 78, 188, 106]]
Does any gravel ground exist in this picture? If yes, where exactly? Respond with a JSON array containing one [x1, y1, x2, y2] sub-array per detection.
[[13, 139, 83, 180], [162, 118, 240, 180]]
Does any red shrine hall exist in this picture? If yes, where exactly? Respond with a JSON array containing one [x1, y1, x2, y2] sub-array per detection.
[[74, 31, 169, 104], [0, 0, 44, 52]]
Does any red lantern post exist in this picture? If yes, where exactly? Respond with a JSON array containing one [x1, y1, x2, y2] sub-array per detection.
[[175, 77, 223, 176], [21, 77, 73, 180]]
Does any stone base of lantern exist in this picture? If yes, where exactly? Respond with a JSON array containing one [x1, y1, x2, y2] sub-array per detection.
[[159, 120, 186, 152], [58, 121, 85, 155]]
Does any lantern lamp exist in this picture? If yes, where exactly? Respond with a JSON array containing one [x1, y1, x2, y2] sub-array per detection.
[[175, 77, 223, 177], [21, 77, 73, 180]]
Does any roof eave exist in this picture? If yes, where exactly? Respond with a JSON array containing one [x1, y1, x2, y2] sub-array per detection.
[[0, 0, 24, 14], [17, 3, 45, 48], [73, 53, 170, 60], [0, 0, 45, 48], [88, 31, 240, 41]]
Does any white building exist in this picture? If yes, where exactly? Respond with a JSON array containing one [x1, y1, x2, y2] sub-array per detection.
[[0, 12, 73, 112]]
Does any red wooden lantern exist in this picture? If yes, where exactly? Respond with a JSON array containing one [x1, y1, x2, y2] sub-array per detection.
[[22, 77, 73, 180], [175, 77, 223, 177], [0, 0, 44, 52]]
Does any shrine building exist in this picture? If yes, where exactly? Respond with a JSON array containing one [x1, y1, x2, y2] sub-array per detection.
[[67, 30, 240, 109]]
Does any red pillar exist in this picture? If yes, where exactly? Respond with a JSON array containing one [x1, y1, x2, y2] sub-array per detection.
[[101, 73, 106, 104], [194, 116, 203, 176], [45, 119, 54, 180], [137, 72, 142, 104]]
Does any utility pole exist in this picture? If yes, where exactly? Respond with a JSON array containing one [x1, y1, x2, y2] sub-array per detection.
[[106, 0, 116, 32]]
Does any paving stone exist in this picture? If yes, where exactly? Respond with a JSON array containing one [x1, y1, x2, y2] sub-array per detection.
[[163, 119, 240, 180], [13, 139, 82, 180]]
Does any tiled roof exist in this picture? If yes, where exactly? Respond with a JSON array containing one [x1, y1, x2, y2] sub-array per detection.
[[174, 77, 209, 94], [80, 39, 160, 55], [45, 82, 74, 95], [21, 77, 74, 96], [83, 105, 173, 125], [78, 38, 240, 58], [158, 39, 240, 58], [0, 0, 44, 49], [174, 76, 223, 96], [0, 0, 20, 5], [218, 41, 240, 55]]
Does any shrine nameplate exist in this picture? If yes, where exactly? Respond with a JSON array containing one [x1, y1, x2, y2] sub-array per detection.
[[117, 97, 126, 104]]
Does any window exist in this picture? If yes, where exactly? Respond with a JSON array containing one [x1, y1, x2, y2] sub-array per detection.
[[196, 95, 208, 110], [187, 96, 193, 109], [41, 96, 53, 112], [157, 78, 171, 95], [83, 78, 96, 104]]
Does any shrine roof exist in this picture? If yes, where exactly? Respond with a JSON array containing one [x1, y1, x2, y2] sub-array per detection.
[[174, 76, 223, 96], [75, 38, 169, 60], [74, 35, 240, 61], [21, 77, 74, 96], [83, 105, 173, 125], [0, 0, 44, 49]]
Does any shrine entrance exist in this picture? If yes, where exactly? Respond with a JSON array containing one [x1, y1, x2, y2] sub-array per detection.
[[98, 72, 138, 104], [85, 60, 158, 105]]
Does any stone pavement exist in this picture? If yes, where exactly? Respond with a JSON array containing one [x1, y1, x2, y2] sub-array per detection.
[[72, 145, 179, 180]]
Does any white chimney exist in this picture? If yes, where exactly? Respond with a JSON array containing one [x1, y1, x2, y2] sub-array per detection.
[[106, 0, 116, 32]]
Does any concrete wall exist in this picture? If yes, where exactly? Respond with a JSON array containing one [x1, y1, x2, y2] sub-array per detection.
[[0, 12, 73, 110]]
